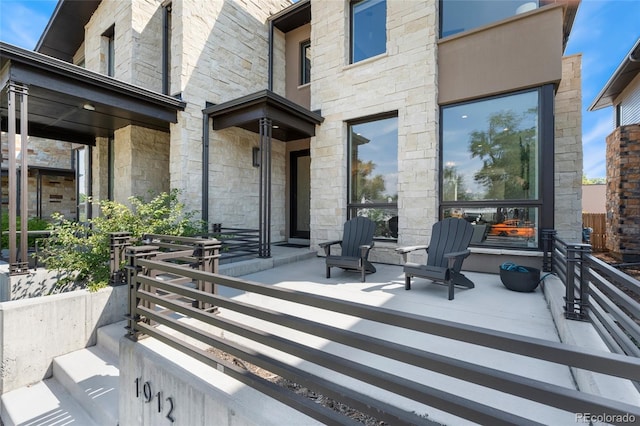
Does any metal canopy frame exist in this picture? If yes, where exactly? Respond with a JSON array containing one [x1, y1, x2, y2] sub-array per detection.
[[0, 42, 185, 273], [203, 90, 323, 258]]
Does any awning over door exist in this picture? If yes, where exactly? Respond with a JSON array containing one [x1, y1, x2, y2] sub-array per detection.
[[203, 90, 323, 257]]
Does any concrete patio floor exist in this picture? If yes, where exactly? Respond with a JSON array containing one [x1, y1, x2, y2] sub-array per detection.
[[213, 247, 586, 425]]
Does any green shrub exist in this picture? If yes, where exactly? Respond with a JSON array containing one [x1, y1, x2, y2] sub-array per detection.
[[1, 215, 50, 249], [39, 190, 204, 291]]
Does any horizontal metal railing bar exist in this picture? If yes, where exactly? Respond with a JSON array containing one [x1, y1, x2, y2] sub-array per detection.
[[589, 296, 640, 357], [135, 275, 640, 418], [589, 269, 640, 321], [135, 287, 543, 424], [590, 309, 627, 356], [138, 302, 430, 425], [142, 234, 220, 244], [131, 321, 362, 426], [587, 254, 640, 298], [135, 259, 640, 381], [589, 278, 640, 345], [134, 294, 528, 425], [136, 302, 430, 426]]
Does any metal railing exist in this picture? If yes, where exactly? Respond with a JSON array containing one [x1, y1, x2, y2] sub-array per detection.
[[126, 235, 640, 425], [202, 224, 259, 261], [543, 230, 640, 358]]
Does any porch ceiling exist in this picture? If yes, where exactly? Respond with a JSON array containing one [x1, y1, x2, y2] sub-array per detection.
[[1, 42, 186, 145], [204, 90, 323, 142]]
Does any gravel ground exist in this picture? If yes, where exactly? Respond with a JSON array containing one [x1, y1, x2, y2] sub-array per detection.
[[206, 346, 389, 425]]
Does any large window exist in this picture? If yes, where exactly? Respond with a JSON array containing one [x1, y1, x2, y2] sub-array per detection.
[[441, 88, 553, 249], [351, 0, 386, 63], [440, 0, 539, 38], [348, 114, 398, 239]]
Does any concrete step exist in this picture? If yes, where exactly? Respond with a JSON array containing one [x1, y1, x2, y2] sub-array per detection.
[[96, 320, 127, 359], [52, 343, 120, 425], [1, 378, 99, 426]]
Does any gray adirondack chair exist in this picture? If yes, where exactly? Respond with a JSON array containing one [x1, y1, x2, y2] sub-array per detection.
[[396, 218, 474, 300], [319, 217, 376, 282]]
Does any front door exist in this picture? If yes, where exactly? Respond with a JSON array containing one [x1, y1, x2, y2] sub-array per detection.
[[290, 150, 311, 240]]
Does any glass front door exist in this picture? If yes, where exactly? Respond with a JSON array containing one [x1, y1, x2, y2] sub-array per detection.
[[290, 150, 310, 239]]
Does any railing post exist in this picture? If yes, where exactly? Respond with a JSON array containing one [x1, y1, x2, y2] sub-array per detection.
[[565, 243, 591, 321], [194, 238, 221, 311], [125, 245, 159, 341], [541, 229, 556, 273], [110, 232, 131, 285]]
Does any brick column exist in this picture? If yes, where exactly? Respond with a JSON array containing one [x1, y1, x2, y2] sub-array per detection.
[[606, 124, 640, 262]]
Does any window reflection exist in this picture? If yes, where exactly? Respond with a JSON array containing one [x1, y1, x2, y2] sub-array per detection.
[[349, 115, 398, 239], [442, 91, 538, 202], [351, 0, 387, 63], [444, 206, 538, 248], [441, 0, 539, 38]]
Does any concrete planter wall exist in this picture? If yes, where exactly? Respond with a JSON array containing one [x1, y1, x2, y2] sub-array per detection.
[[0, 284, 127, 394]]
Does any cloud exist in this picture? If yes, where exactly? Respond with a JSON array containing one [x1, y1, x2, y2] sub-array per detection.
[[0, 1, 55, 49], [582, 113, 612, 178]]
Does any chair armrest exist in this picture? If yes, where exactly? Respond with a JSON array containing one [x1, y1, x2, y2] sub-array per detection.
[[319, 240, 342, 256], [395, 245, 429, 254], [359, 242, 374, 259], [395, 245, 429, 264], [444, 249, 471, 269], [443, 249, 471, 259]]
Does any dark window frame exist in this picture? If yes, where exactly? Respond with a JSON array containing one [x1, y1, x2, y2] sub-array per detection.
[[350, 0, 387, 64], [300, 39, 311, 85], [102, 25, 115, 77], [439, 85, 555, 249], [162, 2, 172, 95], [347, 111, 399, 240]]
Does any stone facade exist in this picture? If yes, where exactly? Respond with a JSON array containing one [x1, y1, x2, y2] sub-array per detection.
[[606, 124, 640, 262], [168, 0, 289, 238], [554, 54, 583, 243], [310, 0, 438, 261], [1, 134, 76, 220]]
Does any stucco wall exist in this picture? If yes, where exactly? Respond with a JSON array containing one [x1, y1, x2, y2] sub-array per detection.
[[310, 1, 439, 256]]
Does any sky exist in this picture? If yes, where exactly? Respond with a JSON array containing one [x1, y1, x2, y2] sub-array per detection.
[[0, 0, 638, 179]]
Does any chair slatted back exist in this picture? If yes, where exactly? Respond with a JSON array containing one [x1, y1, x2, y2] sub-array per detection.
[[341, 217, 376, 257], [427, 218, 473, 268]]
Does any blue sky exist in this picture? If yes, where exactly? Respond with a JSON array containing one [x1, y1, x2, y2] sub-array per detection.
[[0, 0, 638, 179]]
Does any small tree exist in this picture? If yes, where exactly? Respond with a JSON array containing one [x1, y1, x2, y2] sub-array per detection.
[[40, 190, 204, 291]]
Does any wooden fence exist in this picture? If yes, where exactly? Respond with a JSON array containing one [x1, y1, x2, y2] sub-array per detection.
[[583, 213, 607, 252]]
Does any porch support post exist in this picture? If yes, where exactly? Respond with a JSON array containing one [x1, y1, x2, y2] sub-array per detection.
[[6, 82, 29, 274], [19, 84, 29, 273], [258, 117, 272, 258]]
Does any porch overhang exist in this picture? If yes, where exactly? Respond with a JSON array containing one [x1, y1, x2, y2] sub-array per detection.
[[203, 89, 323, 141], [1, 42, 186, 145]]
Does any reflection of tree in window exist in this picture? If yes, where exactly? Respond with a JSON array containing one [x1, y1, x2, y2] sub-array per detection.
[[468, 109, 536, 201], [352, 158, 386, 203], [443, 163, 470, 201]]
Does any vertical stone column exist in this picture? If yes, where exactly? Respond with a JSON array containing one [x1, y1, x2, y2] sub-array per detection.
[[606, 124, 640, 262]]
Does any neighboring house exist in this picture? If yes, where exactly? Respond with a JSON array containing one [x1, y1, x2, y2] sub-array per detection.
[[1, 0, 583, 271], [582, 183, 605, 213], [589, 37, 640, 262]]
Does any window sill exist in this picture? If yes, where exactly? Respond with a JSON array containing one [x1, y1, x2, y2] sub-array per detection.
[[343, 52, 388, 71], [470, 247, 543, 257], [297, 83, 311, 90]]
